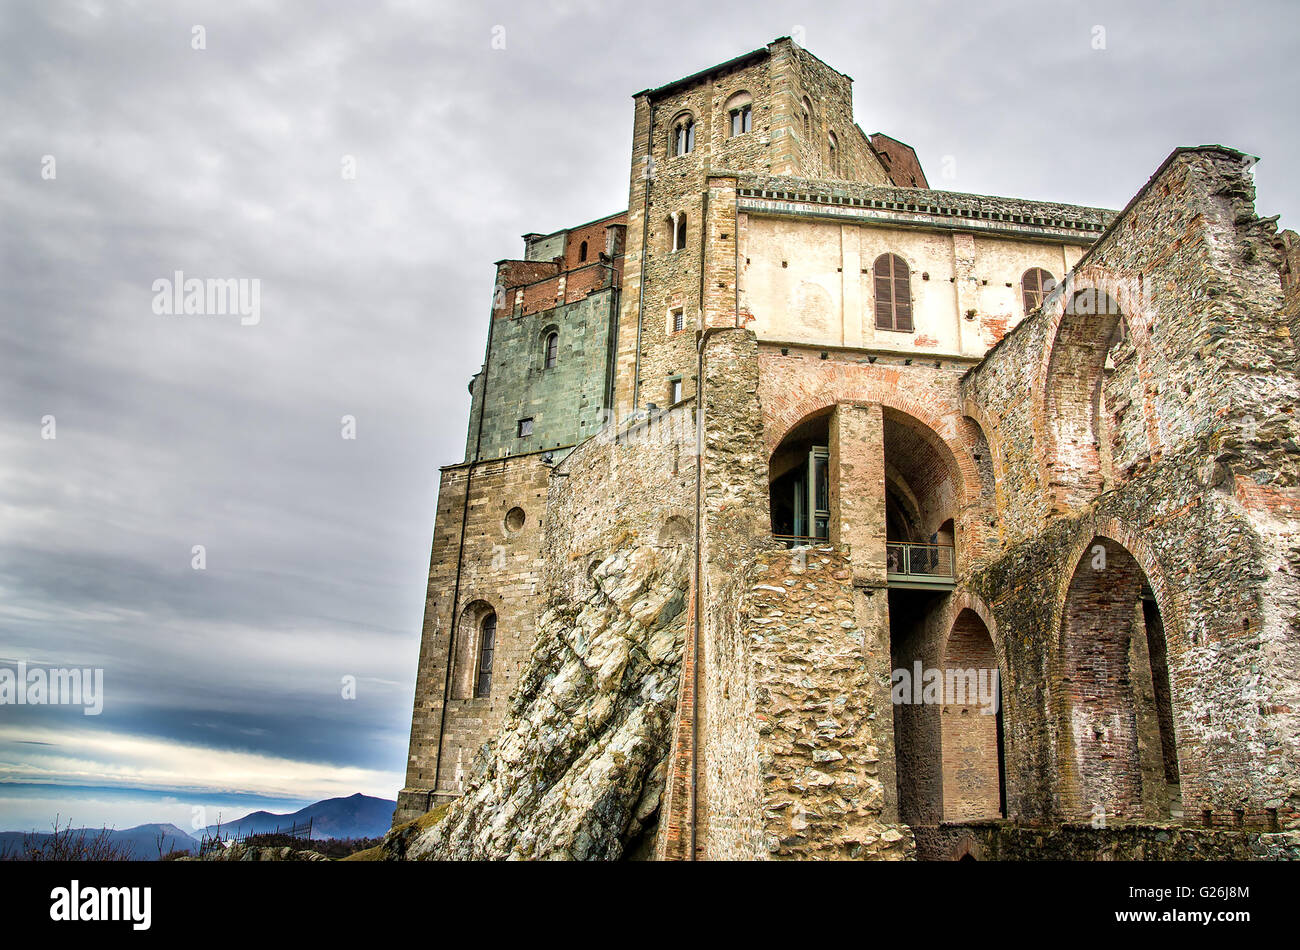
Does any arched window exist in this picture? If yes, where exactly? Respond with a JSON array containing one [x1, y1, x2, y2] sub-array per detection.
[[1021, 267, 1056, 314], [801, 96, 813, 138], [828, 132, 839, 177], [874, 253, 913, 331], [725, 91, 752, 137], [543, 331, 559, 369], [672, 115, 695, 156], [474, 611, 496, 698], [451, 600, 495, 700], [669, 212, 687, 252], [578, 240, 588, 262]]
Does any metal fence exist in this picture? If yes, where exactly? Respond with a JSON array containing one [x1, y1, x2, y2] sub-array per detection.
[[886, 542, 955, 578]]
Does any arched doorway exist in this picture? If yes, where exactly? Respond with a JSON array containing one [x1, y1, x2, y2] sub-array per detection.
[[941, 609, 1005, 820], [1054, 536, 1180, 822]]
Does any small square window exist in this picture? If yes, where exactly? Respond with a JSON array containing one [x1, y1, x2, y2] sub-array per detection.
[[517, 418, 533, 437], [670, 378, 683, 405]]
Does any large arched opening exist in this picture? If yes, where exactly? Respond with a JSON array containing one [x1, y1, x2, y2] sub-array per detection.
[[1041, 288, 1141, 511], [941, 608, 1006, 820], [882, 407, 964, 826], [768, 408, 832, 543], [1054, 536, 1181, 823]]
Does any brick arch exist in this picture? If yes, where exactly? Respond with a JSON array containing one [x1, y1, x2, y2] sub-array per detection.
[[1048, 518, 1185, 822], [940, 605, 1005, 821], [1031, 267, 1161, 512], [764, 386, 981, 507]]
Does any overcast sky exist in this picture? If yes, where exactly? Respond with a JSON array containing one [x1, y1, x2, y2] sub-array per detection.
[[1, 0, 1296, 834]]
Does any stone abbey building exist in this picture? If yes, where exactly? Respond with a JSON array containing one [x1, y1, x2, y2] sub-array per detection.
[[392, 38, 1300, 860]]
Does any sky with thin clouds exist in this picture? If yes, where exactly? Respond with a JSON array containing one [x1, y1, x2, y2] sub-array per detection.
[[1, 0, 1296, 834]]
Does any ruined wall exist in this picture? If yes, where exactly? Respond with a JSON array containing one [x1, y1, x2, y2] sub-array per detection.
[[957, 147, 1300, 829]]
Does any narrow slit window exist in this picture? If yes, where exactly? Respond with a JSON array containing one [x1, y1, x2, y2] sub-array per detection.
[[544, 331, 558, 369], [670, 212, 688, 252], [670, 377, 683, 405], [474, 612, 496, 698]]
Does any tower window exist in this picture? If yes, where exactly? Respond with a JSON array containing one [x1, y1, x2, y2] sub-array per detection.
[[730, 104, 752, 136], [669, 377, 683, 405], [725, 91, 753, 137], [673, 116, 695, 156], [828, 131, 839, 177], [578, 240, 588, 262], [874, 253, 914, 332], [474, 612, 496, 698], [669, 212, 688, 252], [1021, 267, 1056, 314], [670, 307, 685, 333], [544, 331, 559, 369], [517, 417, 533, 437]]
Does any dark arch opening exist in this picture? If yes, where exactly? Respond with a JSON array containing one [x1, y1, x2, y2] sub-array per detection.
[[1043, 288, 1134, 510], [1055, 537, 1180, 822]]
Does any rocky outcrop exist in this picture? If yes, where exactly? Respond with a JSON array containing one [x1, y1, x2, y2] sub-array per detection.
[[391, 540, 689, 860]]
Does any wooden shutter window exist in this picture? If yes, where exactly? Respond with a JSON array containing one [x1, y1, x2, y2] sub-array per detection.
[[874, 253, 913, 331], [1021, 268, 1055, 314]]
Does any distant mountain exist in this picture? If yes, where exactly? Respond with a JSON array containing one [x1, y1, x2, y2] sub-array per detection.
[[0, 794, 396, 860], [0, 823, 195, 861], [198, 793, 395, 841]]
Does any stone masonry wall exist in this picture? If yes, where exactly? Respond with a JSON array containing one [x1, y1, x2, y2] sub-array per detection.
[[396, 453, 551, 822], [467, 288, 619, 462], [393, 400, 697, 854]]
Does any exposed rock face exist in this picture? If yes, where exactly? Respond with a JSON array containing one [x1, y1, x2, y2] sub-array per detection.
[[398, 541, 689, 860]]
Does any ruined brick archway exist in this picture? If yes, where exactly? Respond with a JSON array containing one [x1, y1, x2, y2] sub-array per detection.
[[1033, 272, 1160, 512], [941, 608, 1005, 821], [1050, 527, 1183, 824]]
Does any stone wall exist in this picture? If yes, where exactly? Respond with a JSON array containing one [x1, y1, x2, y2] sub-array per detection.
[[395, 399, 697, 854], [467, 287, 620, 462], [957, 147, 1300, 829], [395, 453, 552, 822], [914, 822, 1300, 861]]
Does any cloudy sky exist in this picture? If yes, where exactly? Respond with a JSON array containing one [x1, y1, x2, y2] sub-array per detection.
[[1, 0, 1296, 834]]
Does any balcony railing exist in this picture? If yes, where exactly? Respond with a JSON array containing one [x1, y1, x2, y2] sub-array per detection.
[[887, 542, 956, 589]]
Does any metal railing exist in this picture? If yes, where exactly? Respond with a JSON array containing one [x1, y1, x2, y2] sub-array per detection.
[[886, 542, 955, 579]]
